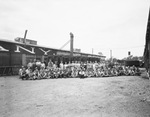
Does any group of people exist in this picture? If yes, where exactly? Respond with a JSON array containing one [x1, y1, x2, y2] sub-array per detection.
[[19, 59, 141, 80]]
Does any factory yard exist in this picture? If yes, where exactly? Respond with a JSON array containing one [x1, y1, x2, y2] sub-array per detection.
[[0, 75, 150, 117]]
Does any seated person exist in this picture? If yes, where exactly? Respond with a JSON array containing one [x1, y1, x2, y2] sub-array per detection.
[[39, 67, 47, 79], [19, 66, 24, 79], [33, 67, 39, 80], [79, 69, 87, 78], [20, 67, 28, 80]]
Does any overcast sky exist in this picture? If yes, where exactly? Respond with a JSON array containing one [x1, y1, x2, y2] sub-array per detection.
[[0, 0, 149, 59]]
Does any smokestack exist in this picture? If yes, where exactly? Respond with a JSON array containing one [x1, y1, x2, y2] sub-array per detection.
[[128, 51, 131, 56], [110, 50, 112, 62], [24, 30, 28, 44], [70, 32, 74, 57]]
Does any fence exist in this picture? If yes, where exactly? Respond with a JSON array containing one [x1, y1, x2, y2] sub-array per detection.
[[0, 66, 21, 76]]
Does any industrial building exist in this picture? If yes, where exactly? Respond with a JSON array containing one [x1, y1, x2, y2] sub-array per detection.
[[0, 37, 105, 76]]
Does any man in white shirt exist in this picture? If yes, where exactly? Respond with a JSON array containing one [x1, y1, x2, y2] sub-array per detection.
[[36, 60, 41, 70], [27, 59, 33, 69], [64, 62, 68, 69], [41, 61, 46, 69], [59, 61, 64, 70]]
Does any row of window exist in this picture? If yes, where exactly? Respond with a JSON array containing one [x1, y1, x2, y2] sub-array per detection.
[[0, 52, 100, 67]]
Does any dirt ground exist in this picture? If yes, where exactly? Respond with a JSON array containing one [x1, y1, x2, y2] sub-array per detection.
[[0, 76, 150, 117]]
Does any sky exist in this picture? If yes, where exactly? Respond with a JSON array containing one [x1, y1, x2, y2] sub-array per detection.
[[0, 0, 149, 59]]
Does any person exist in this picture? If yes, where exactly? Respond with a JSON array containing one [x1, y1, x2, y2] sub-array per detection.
[[68, 61, 71, 66], [39, 67, 46, 79], [76, 61, 81, 69], [45, 66, 51, 79], [83, 62, 87, 70], [25, 67, 31, 80], [36, 59, 41, 70], [59, 61, 64, 70], [86, 61, 90, 69], [135, 67, 141, 76], [79, 68, 86, 78], [71, 61, 74, 66], [21, 67, 28, 80], [44, 60, 48, 68], [27, 59, 33, 69], [19, 66, 24, 79], [64, 62, 68, 69], [32, 59, 37, 71], [59, 68, 64, 78], [33, 67, 39, 80], [41, 61, 46, 69], [54, 68, 60, 78], [71, 66, 76, 78], [93, 61, 96, 72], [74, 61, 78, 67], [48, 59, 53, 69]]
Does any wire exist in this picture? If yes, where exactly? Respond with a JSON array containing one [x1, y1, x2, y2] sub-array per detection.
[[60, 40, 70, 50], [94, 45, 144, 50], [112, 45, 144, 50]]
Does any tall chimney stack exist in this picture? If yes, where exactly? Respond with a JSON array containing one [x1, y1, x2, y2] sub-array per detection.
[[24, 30, 28, 44], [70, 32, 74, 57]]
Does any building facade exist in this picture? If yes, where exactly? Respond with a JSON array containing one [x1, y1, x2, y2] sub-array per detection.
[[0, 39, 105, 76]]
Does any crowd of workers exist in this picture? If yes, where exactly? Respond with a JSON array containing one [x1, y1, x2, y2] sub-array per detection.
[[19, 59, 141, 80]]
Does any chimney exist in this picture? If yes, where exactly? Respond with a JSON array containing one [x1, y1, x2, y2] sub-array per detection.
[[70, 32, 74, 57]]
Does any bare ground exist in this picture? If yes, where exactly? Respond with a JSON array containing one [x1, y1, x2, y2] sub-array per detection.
[[0, 76, 150, 117]]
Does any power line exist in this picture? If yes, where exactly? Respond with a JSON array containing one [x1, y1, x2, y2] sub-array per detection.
[[60, 40, 70, 50], [94, 45, 144, 50], [114, 45, 144, 49]]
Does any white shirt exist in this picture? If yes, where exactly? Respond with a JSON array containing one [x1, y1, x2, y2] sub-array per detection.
[[60, 63, 64, 69], [41, 63, 45, 68], [36, 61, 41, 66]]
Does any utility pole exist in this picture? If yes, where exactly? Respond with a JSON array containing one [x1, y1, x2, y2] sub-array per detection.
[[110, 49, 112, 62], [92, 48, 94, 55]]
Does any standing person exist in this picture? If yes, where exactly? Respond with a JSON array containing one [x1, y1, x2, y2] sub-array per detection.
[[32, 59, 37, 71], [41, 61, 46, 69], [68, 61, 71, 66], [64, 62, 68, 69], [48, 59, 53, 69], [36, 59, 41, 70], [71, 61, 75, 67], [44, 60, 48, 68], [86, 61, 90, 69], [27, 59, 33, 69], [77, 61, 81, 68], [25, 67, 31, 80], [83, 61, 87, 70], [93, 61, 98, 72], [59, 61, 64, 70], [53, 61, 57, 69], [75, 61, 78, 67]]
